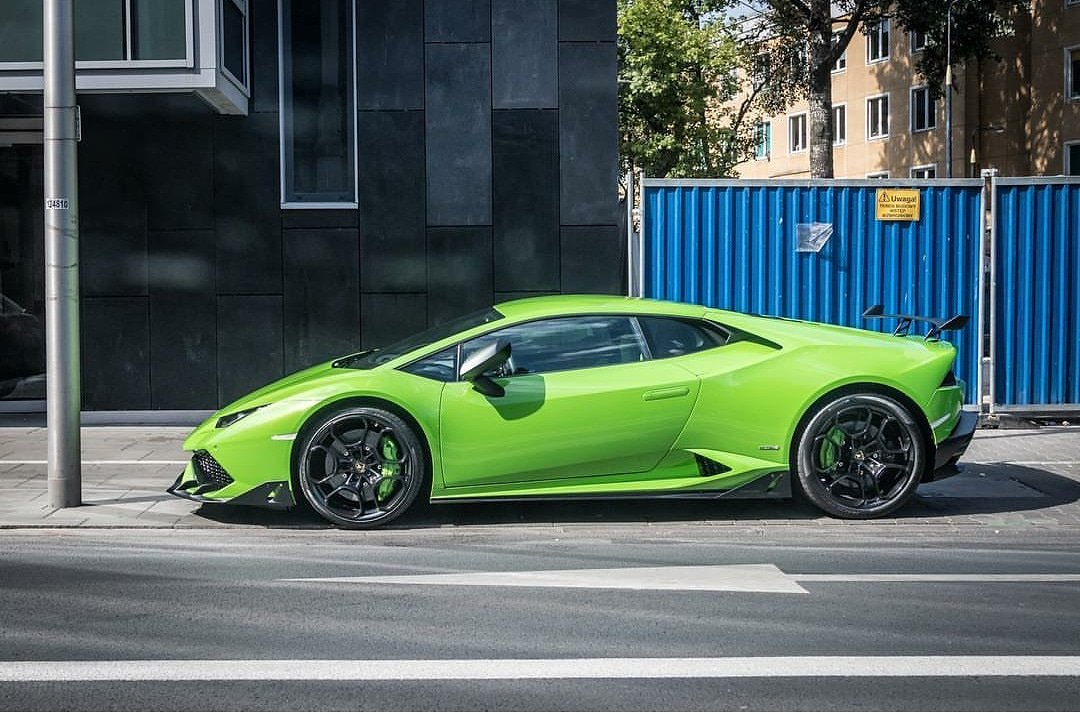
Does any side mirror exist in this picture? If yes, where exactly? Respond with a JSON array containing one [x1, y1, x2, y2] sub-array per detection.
[[459, 340, 512, 397]]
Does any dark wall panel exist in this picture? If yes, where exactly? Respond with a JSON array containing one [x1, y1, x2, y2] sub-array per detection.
[[144, 114, 214, 231], [492, 0, 556, 109], [425, 0, 490, 42], [427, 228, 493, 326], [218, 295, 284, 405], [560, 226, 622, 294], [214, 112, 281, 294], [283, 229, 361, 372], [79, 119, 148, 296], [148, 230, 217, 409], [251, 0, 278, 113], [357, 0, 424, 110], [81, 297, 150, 410], [559, 0, 617, 41], [358, 111, 427, 292], [493, 110, 559, 292], [425, 43, 492, 226], [559, 42, 619, 225], [361, 293, 428, 349]]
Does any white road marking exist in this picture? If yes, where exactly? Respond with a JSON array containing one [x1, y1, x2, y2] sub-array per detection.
[[285, 564, 1080, 593], [0, 657, 1078, 682], [0, 460, 187, 465], [285, 564, 810, 594]]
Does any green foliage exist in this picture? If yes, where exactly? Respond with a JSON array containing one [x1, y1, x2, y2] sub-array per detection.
[[618, 0, 751, 178]]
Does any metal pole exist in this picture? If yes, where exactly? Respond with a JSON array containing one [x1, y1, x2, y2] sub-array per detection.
[[44, 0, 82, 508], [945, 0, 956, 178]]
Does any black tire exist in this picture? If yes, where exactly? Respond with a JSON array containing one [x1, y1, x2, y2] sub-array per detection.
[[795, 393, 927, 519], [295, 406, 426, 528]]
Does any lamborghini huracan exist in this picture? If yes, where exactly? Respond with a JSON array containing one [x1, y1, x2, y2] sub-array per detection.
[[168, 295, 975, 527]]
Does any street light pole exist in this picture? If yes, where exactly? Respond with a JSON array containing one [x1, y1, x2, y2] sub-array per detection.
[[44, 0, 82, 508], [945, 0, 958, 178]]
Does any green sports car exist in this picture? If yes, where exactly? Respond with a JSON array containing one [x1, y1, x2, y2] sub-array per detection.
[[168, 295, 975, 527]]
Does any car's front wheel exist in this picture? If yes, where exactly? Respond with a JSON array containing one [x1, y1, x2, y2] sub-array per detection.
[[795, 393, 927, 519], [296, 406, 426, 528]]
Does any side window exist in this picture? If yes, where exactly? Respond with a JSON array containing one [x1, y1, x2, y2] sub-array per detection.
[[460, 316, 646, 377], [401, 346, 457, 382], [637, 317, 727, 358]]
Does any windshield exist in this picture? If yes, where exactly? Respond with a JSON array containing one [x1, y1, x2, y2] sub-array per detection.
[[334, 307, 504, 369]]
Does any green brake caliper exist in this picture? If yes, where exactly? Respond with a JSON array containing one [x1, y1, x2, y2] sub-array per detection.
[[376, 436, 401, 501], [818, 426, 844, 470]]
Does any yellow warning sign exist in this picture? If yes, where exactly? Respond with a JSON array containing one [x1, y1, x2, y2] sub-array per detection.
[[875, 188, 921, 221]]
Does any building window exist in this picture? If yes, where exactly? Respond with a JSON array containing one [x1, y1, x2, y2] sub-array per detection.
[[832, 33, 847, 72], [866, 171, 890, 179], [755, 121, 771, 160], [910, 86, 937, 132], [280, 0, 357, 207], [0, 0, 191, 65], [220, 0, 249, 88], [1066, 141, 1080, 175], [910, 164, 936, 179], [867, 94, 890, 139], [833, 104, 847, 145], [789, 113, 808, 153], [866, 19, 890, 63], [752, 54, 770, 90], [910, 30, 927, 52], [1068, 47, 1080, 101]]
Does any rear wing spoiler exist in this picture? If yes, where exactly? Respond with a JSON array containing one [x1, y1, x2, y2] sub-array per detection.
[[862, 304, 969, 341]]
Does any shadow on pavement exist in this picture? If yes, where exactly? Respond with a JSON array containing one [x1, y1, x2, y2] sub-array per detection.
[[189, 463, 1079, 530]]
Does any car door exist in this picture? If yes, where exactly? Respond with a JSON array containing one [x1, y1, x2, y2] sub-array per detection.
[[437, 315, 701, 488]]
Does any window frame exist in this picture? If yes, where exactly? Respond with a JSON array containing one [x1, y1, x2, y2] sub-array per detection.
[[754, 120, 771, 160], [833, 103, 847, 146], [910, 164, 937, 179], [1067, 45, 1080, 102], [788, 112, 809, 154], [0, 0, 196, 70], [278, 0, 359, 209], [219, 0, 250, 91], [910, 85, 937, 133], [866, 18, 890, 64], [866, 93, 890, 140], [1065, 140, 1080, 175], [832, 32, 847, 73], [866, 171, 890, 179], [910, 30, 927, 53]]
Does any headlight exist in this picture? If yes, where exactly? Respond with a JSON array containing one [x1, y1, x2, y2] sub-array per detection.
[[215, 406, 265, 429]]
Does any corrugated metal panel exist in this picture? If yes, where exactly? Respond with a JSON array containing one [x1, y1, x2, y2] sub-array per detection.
[[993, 178, 1080, 409], [641, 180, 983, 404]]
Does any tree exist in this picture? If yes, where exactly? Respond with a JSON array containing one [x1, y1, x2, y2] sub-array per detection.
[[618, 0, 781, 178]]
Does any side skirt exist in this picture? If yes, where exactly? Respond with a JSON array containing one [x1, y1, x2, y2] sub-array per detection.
[[428, 471, 791, 505]]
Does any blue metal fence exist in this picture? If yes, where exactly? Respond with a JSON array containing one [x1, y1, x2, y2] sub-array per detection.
[[637, 179, 985, 404], [992, 177, 1080, 409]]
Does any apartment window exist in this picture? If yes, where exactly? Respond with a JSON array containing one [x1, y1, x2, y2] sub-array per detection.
[[280, 0, 357, 207], [752, 54, 770, 90], [0, 0, 191, 65], [755, 121, 772, 160], [910, 30, 927, 52], [832, 33, 847, 72], [867, 94, 890, 139], [1068, 47, 1080, 101], [866, 171, 890, 179], [789, 114, 808, 153], [911, 86, 937, 132], [221, 0, 249, 88], [1066, 141, 1080, 175], [910, 164, 936, 179], [833, 105, 847, 145], [866, 19, 890, 63]]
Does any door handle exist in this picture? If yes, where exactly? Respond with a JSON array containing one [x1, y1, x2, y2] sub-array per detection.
[[642, 386, 690, 401]]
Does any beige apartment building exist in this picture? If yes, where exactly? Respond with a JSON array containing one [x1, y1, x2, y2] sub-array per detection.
[[736, 0, 1080, 179]]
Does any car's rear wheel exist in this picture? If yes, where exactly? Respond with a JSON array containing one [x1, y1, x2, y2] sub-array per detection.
[[296, 406, 425, 528], [795, 393, 926, 519]]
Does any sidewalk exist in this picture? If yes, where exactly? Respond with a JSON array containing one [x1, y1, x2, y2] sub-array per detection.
[[0, 425, 1078, 529]]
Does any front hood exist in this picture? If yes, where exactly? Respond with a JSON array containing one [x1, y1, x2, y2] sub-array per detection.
[[215, 360, 347, 416]]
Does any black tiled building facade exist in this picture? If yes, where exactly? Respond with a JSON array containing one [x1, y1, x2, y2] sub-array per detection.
[[68, 0, 620, 410]]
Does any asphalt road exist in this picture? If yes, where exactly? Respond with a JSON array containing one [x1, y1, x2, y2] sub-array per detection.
[[1, 525, 1078, 711]]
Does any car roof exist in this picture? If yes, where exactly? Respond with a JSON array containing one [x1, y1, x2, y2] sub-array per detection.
[[492, 294, 709, 321]]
